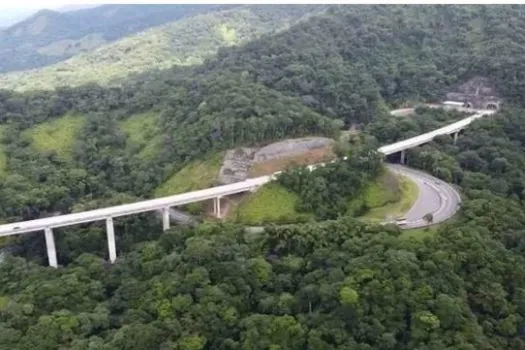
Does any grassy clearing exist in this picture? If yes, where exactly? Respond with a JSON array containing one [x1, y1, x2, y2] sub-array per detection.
[[230, 182, 312, 225], [217, 24, 237, 43], [154, 152, 224, 197], [359, 172, 419, 222], [119, 112, 163, 160], [119, 112, 160, 147], [25, 114, 85, 160], [138, 135, 164, 160]]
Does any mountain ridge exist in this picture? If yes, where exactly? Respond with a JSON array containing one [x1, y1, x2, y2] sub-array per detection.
[[0, 5, 328, 92], [0, 4, 229, 73]]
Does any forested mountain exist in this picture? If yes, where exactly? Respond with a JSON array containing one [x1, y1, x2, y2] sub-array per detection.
[[0, 72, 342, 223], [0, 5, 326, 91], [195, 5, 525, 121], [2, 4, 525, 222], [3, 4, 525, 349], [0, 4, 227, 73]]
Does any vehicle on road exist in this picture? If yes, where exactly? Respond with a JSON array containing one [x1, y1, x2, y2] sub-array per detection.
[[395, 218, 408, 226]]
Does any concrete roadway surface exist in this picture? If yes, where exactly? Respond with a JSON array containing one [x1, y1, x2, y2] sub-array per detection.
[[385, 164, 461, 229]]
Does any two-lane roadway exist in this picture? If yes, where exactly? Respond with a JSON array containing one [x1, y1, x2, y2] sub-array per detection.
[[386, 164, 461, 229]]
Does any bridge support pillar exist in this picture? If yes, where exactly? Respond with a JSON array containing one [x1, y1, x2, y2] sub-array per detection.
[[162, 207, 170, 231], [106, 217, 117, 264], [453, 132, 459, 145], [44, 227, 58, 268], [400, 150, 406, 165], [213, 197, 222, 218]]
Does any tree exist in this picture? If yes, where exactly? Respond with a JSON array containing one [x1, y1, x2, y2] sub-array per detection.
[[339, 286, 359, 305], [423, 212, 434, 225]]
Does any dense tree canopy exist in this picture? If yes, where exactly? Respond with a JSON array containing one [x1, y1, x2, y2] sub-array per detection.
[[277, 148, 383, 220], [2, 4, 525, 349], [2, 207, 525, 349]]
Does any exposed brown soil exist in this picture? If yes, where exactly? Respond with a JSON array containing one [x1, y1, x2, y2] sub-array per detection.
[[248, 145, 335, 177], [210, 137, 337, 219]]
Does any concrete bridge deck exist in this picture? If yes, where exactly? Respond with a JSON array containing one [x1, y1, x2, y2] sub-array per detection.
[[379, 109, 495, 155]]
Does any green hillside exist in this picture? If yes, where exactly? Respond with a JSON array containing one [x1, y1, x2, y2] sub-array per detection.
[[3, 5, 525, 350], [0, 4, 222, 73], [118, 111, 161, 156], [24, 114, 86, 160], [154, 152, 224, 197], [358, 171, 419, 223], [3, 3, 525, 220], [0, 125, 7, 174], [231, 182, 313, 225], [0, 5, 324, 91], [232, 165, 419, 225]]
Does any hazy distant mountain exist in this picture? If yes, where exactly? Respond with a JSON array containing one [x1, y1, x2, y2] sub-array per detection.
[[0, 8, 39, 28], [55, 4, 103, 13], [0, 5, 326, 92], [0, 4, 229, 73], [0, 4, 102, 28]]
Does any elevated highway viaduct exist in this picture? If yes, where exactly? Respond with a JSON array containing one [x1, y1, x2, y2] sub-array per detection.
[[0, 107, 496, 267]]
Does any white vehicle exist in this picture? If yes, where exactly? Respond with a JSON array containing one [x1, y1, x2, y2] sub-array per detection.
[[395, 218, 408, 226]]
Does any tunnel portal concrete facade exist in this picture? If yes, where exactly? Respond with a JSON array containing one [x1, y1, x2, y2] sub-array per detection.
[[445, 76, 501, 110]]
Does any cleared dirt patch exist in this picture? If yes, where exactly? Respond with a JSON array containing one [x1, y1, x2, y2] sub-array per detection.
[[248, 145, 335, 177], [218, 137, 335, 183]]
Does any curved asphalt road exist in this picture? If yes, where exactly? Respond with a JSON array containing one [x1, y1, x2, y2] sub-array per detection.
[[385, 164, 461, 229]]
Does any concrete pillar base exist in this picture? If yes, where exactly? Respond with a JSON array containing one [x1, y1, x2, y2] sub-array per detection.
[[214, 197, 222, 219], [44, 228, 58, 268], [400, 150, 406, 165], [106, 217, 117, 263], [162, 207, 170, 231]]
